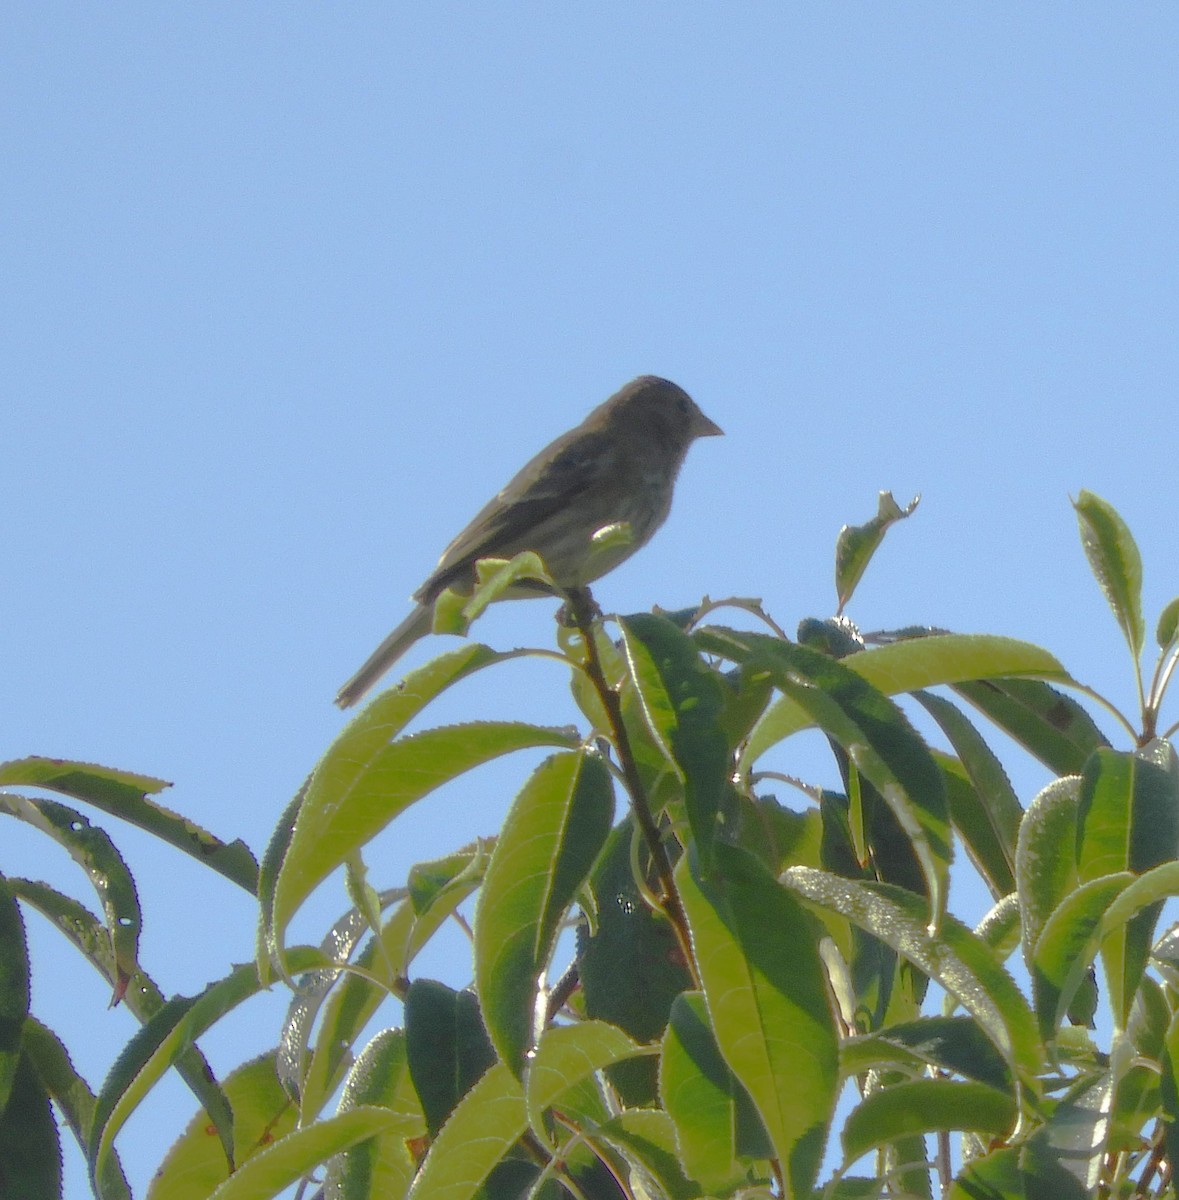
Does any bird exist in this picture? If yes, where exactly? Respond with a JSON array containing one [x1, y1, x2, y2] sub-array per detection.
[[335, 375, 722, 708]]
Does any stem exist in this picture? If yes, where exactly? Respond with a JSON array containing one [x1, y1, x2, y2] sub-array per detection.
[[1149, 646, 1179, 724], [1064, 679, 1140, 743], [688, 594, 790, 640], [936, 1129, 951, 1198], [565, 586, 699, 987]]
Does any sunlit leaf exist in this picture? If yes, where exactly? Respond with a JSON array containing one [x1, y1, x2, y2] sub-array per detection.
[[1073, 490, 1144, 658]]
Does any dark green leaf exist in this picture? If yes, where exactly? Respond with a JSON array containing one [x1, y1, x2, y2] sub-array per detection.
[[743, 637, 952, 925], [21, 1018, 130, 1200], [618, 613, 728, 865], [0, 1048, 60, 1200], [952, 678, 1107, 776], [405, 981, 495, 1137], [917, 693, 1021, 898], [0, 876, 29, 1114], [577, 819, 693, 1104], [1160, 1007, 1179, 1170], [841, 1016, 1011, 1092], [0, 794, 142, 997]]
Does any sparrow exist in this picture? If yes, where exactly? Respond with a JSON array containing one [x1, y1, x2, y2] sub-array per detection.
[[335, 375, 721, 707]]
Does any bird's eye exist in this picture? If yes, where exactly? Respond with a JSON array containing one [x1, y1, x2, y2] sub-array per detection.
[[676, 395, 690, 413]]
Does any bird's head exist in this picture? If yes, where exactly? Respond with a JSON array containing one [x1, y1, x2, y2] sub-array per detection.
[[605, 375, 723, 456]]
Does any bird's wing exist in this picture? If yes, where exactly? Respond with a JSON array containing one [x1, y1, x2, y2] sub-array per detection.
[[416, 426, 617, 598]]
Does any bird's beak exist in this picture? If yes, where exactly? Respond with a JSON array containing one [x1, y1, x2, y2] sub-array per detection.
[[696, 412, 724, 438]]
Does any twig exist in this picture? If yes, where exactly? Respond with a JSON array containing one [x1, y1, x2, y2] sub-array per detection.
[[565, 586, 699, 986]]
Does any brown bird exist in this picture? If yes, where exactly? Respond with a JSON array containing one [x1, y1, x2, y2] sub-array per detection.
[[335, 375, 722, 708]]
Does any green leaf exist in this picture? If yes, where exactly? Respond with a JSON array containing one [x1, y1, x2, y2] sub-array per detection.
[[618, 613, 729, 865], [740, 632, 1069, 769], [207, 1106, 405, 1200], [0, 1048, 61, 1200], [268, 713, 576, 965], [842, 1079, 1015, 1165], [1127, 974, 1169, 1060], [408, 843, 490, 916], [593, 1108, 708, 1200], [834, 491, 919, 611], [259, 643, 514, 958], [0, 756, 257, 894], [1030, 872, 1133, 1045], [1076, 742, 1179, 1024], [147, 1053, 298, 1199], [660, 991, 771, 1191], [474, 750, 613, 1073], [1160, 1007, 1179, 1170], [296, 873, 485, 1122], [1015, 775, 1082, 976], [328, 1030, 423, 1200], [435, 550, 554, 635], [525, 1020, 646, 1145], [21, 1018, 130, 1200], [405, 981, 495, 1138], [840, 1017, 1011, 1093], [1074, 489, 1145, 658], [947, 1145, 1026, 1200], [280, 887, 406, 1118], [917, 693, 1021, 899], [577, 819, 693, 1105], [677, 845, 838, 1198], [974, 892, 1023, 963], [1035, 861, 1179, 1049], [0, 793, 142, 997], [10, 877, 228, 1145], [1019, 1073, 1111, 1198], [0, 876, 29, 1114], [89, 951, 321, 1197], [782, 867, 1042, 1084], [738, 637, 952, 926], [405, 1061, 526, 1200], [952, 677, 1108, 776], [8, 878, 110, 971], [1157, 596, 1179, 650]]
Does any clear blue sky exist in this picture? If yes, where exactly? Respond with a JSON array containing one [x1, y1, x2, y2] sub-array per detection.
[[4, 7, 1178, 1194]]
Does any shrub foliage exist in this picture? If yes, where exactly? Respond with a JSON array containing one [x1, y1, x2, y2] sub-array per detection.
[[5, 491, 1179, 1199]]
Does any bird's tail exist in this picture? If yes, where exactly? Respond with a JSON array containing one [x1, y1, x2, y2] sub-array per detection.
[[334, 603, 433, 709]]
